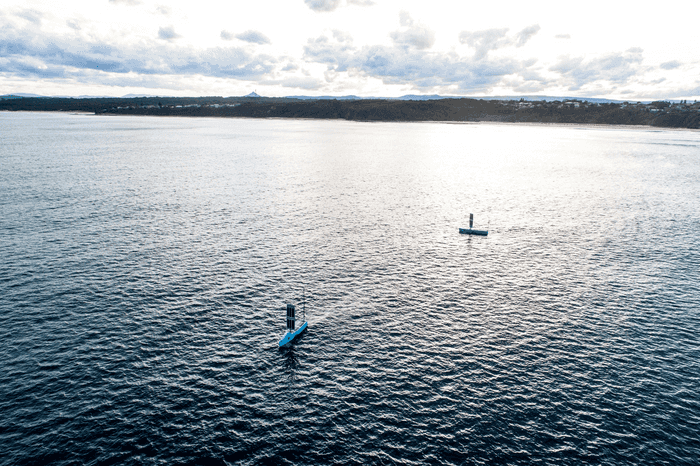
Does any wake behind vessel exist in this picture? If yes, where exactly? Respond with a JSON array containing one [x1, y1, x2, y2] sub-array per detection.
[[278, 302, 308, 347]]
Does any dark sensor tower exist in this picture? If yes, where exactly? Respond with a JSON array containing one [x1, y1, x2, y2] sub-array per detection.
[[286, 304, 296, 331]]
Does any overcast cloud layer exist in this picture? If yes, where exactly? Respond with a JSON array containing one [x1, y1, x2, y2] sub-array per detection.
[[1, 0, 698, 99]]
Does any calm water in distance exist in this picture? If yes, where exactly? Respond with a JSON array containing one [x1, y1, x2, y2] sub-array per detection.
[[1, 112, 699, 465]]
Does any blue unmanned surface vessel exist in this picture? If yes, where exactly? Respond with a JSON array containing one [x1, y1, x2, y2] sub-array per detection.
[[278, 299, 308, 347], [459, 213, 488, 236]]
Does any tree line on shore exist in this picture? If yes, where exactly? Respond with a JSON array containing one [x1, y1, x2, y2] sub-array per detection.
[[2, 96, 699, 129]]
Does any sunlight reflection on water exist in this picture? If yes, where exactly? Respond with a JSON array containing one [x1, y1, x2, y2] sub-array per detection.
[[1, 113, 699, 465]]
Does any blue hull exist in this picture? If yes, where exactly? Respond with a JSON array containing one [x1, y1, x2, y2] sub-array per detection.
[[278, 321, 308, 347]]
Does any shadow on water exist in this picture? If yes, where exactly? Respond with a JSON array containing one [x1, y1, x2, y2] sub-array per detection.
[[278, 329, 308, 381], [279, 346, 300, 383]]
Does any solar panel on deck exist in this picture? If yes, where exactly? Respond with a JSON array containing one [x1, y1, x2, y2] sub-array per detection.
[[287, 304, 295, 330]]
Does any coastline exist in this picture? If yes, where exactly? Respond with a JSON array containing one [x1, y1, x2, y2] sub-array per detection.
[[0, 106, 700, 132]]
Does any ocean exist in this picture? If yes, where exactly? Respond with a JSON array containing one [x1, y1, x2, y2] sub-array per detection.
[[1, 112, 699, 465]]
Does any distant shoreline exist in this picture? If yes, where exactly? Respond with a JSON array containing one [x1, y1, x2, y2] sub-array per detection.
[[2, 96, 699, 130]]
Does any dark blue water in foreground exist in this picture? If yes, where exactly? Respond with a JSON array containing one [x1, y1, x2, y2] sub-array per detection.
[[1, 112, 699, 465]]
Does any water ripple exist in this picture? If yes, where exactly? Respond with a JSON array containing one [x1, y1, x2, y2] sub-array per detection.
[[1, 113, 699, 465]]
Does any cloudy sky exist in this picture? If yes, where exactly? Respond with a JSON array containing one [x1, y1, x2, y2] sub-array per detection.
[[1, 0, 698, 99]]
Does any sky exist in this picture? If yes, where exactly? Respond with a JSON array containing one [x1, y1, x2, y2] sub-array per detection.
[[1, 0, 698, 99]]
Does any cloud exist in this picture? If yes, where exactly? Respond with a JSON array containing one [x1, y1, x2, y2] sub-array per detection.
[[302, 35, 356, 69], [332, 30, 353, 43], [156, 5, 171, 15], [234, 30, 271, 45], [304, 32, 532, 93], [459, 28, 510, 60], [549, 47, 644, 90], [222, 30, 271, 45], [16, 9, 43, 24], [276, 76, 324, 90], [301, 28, 651, 95], [305, 0, 342, 12], [0, 9, 665, 98], [655, 83, 700, 98], [660, 60, 681, 70], [158, 26, 180, 41], [390, 12, 435, 50], [501, 65, 552, 93], [109, 0, 141, 5], [459, 25, 540, 60], [512, 80, 548, 93], [168, 47, 277, 78], [304, 0, 373, 12], [66, 19, 81, 31], [515, 24, 540, 47], [398, 10, 413, 27], [0, 20, 278, 83]]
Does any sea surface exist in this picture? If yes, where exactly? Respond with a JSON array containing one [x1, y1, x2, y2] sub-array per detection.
[[1, 112, 699, 465]]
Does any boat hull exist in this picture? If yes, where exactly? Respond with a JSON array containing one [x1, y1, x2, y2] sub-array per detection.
[[278, 321, 308, 347], [459, 228, 488, 236]]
